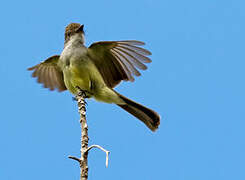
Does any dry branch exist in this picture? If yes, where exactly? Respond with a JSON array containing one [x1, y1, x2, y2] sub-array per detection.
[[69, 89, 110, 180]]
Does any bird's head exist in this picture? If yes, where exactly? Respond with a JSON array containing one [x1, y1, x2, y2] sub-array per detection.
[[65, 23, 85, 44]]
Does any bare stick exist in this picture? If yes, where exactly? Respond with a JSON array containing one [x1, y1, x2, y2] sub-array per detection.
[[68, 156, 81, 163], [69, 88, 110, 179], [68, 90, 88, 180], [78, 91, 89, 180], [86, 145, 110, 167]]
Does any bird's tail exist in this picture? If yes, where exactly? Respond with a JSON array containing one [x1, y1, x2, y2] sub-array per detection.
[[116, 92, 160, 131]]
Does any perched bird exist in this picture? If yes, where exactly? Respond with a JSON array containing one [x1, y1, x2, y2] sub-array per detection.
[[28, 23, 160, 131]]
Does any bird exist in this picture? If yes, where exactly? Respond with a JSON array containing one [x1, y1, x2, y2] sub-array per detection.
[[28, 23, 160, 131]]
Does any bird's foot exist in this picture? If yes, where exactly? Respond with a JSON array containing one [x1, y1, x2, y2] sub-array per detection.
[[74, 86, 91, 99]]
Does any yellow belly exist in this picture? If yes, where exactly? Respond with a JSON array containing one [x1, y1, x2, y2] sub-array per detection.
[[63, 60, 98, 95], [62, 58, 124, 104]]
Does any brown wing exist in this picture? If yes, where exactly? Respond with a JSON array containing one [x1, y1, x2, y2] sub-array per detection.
[[27, 55, 67, 92], [87, 40, 152, 88]]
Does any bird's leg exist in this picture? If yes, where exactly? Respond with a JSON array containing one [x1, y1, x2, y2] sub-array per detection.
[[72, 86, 90, 101], [76, 86, 88, 97]]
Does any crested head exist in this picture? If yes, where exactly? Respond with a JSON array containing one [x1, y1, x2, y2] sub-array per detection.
[[64, 23, 85, 44]]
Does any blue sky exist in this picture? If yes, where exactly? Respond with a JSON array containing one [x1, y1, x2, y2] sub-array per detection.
[[0, 0, 245, 179]]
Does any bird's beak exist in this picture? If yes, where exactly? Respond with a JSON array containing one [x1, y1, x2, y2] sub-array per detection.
[[76, 24, 84, 33]]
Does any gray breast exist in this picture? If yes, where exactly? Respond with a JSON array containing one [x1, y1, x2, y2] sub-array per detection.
[[60, 41, 87, 67]]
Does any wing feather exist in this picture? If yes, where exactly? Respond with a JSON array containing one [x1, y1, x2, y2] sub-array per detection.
[[117, 43, 151, 56], [110, 49, 134, 81], [114, 47, 147, 70], [112, 48, 141, 76], [117, 45, 152, 63], [88, 40, 152, 88], [28, 55, 67, 92], [116, 40, 145, 46]]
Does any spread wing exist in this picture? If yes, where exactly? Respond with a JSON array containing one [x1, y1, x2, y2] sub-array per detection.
[[27, 55, 67, 92], [87, 40, 152, 88]]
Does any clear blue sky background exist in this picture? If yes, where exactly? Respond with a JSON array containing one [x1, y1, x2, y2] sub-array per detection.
[[0, 0, 244, 179]]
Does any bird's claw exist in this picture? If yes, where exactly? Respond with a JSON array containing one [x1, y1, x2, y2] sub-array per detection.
[[75, 86, 90, 98]]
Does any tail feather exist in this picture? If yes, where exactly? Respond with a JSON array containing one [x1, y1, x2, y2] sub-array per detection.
[[116, 93, 160, 131]]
